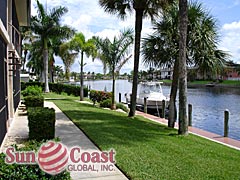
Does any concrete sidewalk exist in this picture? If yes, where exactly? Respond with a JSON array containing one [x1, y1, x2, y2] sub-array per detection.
[[1, 102, 128, 180], [45, 101, 128, 180]]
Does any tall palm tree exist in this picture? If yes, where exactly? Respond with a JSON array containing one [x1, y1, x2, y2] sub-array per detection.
[[178, 0, 188, 135], [142, 2, 228, 128], [95, 29, 134, 109], [31, 0, 74, 92], [59, 42, 78, 81], [70, 33, 97, 101], [20, 26, 37, 72], [99, 0, 171, 117]]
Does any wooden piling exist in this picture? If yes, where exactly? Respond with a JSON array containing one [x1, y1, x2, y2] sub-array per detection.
[[224, 109, 229, 137], [119, 93, 121, 103], [162, 100, 165, 118], [144, 97, 147, 113], [188, 104, 192, 126], [130, 94, 132, 107]]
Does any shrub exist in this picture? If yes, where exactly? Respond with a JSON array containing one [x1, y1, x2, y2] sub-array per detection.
[[89, 90, 112, 103], [28, 107, 55, 141], [21, 82, 44, 91], [50, 83, 64, 94], [24, 96, 44, 108], [0, 142, 70, 180], [22, 86, 42, 97], [21, 82, 88, 97], [100, 99, 112, 108], [116, 103, 129, 113]]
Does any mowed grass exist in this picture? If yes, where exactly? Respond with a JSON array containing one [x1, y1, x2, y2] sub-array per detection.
[[45, 93, 240, 180]]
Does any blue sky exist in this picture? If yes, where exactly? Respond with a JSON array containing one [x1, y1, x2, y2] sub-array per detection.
[[31, 0, 240, 74]]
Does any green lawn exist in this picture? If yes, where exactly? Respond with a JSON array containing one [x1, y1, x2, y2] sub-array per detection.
[[221, 80, 240, 85], [45, 93, 240, 180]]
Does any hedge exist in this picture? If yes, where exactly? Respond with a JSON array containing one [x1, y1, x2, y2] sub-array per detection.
[[89, 90, 112, 103], [24, 96, 44, 108], [28, 107, 55, 141], [21, 82, 88, 97], [22, 86, 42, 97]]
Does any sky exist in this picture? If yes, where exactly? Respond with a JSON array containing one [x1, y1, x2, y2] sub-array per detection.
[[31, 0, 240, 74]]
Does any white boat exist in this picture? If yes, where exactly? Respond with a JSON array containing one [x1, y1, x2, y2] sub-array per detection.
[[126, 82, 169, 112]]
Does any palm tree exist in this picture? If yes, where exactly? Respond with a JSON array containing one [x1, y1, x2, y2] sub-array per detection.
[[142, 2, 228, 128], [27, 38, 44, 79], [31, 0, 74, 92], [54, 65, 64, 82], [178, 0, 188, 135], [70, 33, 97, 101], [99, 0, 171, 117], [95, 29, 134, 109], [21, 26, 37, 73], [59, 42, 78, 81]]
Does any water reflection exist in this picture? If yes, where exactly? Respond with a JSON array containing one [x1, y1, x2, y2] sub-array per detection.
[[83, 80, 240, 140]]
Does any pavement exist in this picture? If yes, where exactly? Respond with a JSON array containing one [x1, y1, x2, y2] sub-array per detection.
[[0, 101, 128, 180]]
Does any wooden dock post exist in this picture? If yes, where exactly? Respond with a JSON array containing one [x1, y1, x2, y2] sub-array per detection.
[[119, 93, 121, 103], [224, 109, 229, 137], [162, 100, 165, 118], [188, 104, 192, 126], [144, 97, 147, 113], [130, 94, 132, 107]]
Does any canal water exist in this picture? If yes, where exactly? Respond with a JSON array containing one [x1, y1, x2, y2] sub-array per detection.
[[83, 79, 240, 141]]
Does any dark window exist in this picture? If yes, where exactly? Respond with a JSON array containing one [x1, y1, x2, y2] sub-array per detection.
[[0, 0, 7, 28], [0, 36, 7, 145]]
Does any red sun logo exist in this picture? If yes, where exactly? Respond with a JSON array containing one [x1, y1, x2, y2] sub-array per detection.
[[38, 141, 69, 175]]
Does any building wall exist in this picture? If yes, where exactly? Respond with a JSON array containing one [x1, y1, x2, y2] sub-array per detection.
[[0, 36, 8, 145], [12, 1, 21, 111], [0, 0, 23, 146]]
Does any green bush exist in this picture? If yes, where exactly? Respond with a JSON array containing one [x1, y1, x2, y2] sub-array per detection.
[[0, 142, 70, 180], [28, 107, 55, 141], [116, 103, 129, 113], [21, 82, 88, 97], [22, 86, 42, 97], [50, 83, 64, 94], [89, 90, 112, 103], [24, 96, 44, 108], [21, 82, 44, 91], [100, 99, 112, 108]]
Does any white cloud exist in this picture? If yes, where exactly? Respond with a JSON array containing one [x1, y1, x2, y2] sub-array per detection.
[[220, 21, 240, 63], [31, 0, 156, 73], [223, 21, 240, 30]]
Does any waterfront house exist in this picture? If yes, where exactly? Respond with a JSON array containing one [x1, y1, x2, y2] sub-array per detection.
[[0, 0, 31, 146], [222, 61, 240, 80]]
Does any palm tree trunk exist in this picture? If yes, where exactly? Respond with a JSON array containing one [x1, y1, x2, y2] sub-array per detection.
[[40, 70, 44, 83], [49, 62, 53, 83], [80, 51, 84, 101], [49, 55, 54, 83], [128, 9, 143, 117], [22, 49, 27, 72], [65, 66, 70, 81], [178, 0, 188, 135], [43, 39, 50, 93], [111, 68, 116, 110], [168, 58, 179, 128]]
